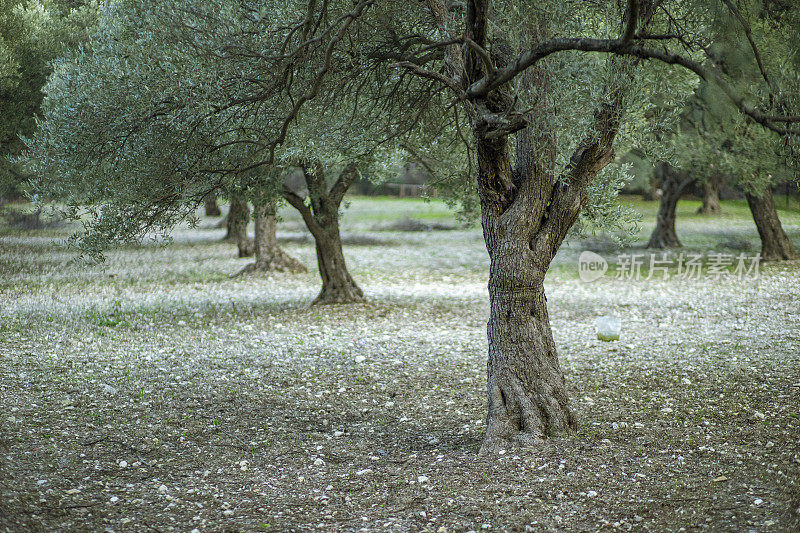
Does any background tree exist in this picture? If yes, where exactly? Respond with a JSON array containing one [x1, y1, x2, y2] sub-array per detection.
[[22, 0, 389, 301], [0, 0, 96, 202], [647, 161, 694, 248], [203, 194, 221, 217], [240, 192, 306, 274], [225, 193, 255, 258], [669, 1, 800, 259]]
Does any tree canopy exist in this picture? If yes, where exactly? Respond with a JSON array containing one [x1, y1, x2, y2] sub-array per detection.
[[0, 0, 96, 200]]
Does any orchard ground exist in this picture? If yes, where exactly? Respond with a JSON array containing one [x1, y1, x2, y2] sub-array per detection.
[[1, 196, 799, 532]]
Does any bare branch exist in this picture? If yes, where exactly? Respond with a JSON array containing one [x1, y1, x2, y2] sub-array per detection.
[[466, 38, 800, 136], [282, 184, 324, 237], [392, 62, 464, 95], [719, 0, 773, 92]]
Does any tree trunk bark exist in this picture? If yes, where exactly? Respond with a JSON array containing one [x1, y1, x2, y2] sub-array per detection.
[[477, 140, 576, 455], [239, 199, 306, 274], [312, 219, 364, 304], [482, 239, 576, 453], [647, 162, 693, 248], [696, 176, 722, 215], [227, 194, 254, 257], [746, 187, 797, 261], [283, 162, 364, 304], [204, 194, 222, 217]]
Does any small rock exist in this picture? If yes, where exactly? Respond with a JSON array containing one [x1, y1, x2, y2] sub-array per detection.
[[158, 484, 168, 493], [753, 411, 766, 420], [37, 480, 48, 486], [223, 509, 234, 516], [681, 378, 692, 385], [354, 355, 366, 364], [754, 498, 763, 506], [110, 496, 119, 503], [661, 407, 673, 414], [103, 384, 118, 395], [417, 475, 429, 483], [333, 430, 344, 437], [118, 460, 128, 468], [314, 458, 325, 466], [586, 490, 598, 498], [65, 488, 81, 495], [356, 469, 372, 476]]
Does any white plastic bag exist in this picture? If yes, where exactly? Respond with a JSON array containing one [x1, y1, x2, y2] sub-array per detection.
[[596, 316, 621, 341]]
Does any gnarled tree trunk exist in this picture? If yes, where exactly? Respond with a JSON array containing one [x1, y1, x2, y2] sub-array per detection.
[[312, 219, 363, 304], [283, 162, 364, 304], [746, 187, 796, 261], [696, 176, 722, 215], [239, 197, 306, 274], [422, 0, 645, 453], [227, 194, 254, 257], [204, 194, 222, 217], [480, 154, 577, 450], [647, 162, 693, 248]]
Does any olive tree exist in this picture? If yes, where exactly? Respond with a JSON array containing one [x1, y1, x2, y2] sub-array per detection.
[[654, 1, 800, 258], [362, 0, 799, 452], [0, 0, 96, 202], [24, 0, 398, 301], [24, 0, 800, 453]]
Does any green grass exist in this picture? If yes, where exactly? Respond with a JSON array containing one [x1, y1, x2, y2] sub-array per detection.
[[619, 194, 800, 225]]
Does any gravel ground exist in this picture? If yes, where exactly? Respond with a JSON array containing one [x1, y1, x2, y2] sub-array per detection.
[[1, 197, 799, 532]]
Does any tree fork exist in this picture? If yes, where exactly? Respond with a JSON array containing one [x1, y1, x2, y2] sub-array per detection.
[[282, 162, 364, 304]]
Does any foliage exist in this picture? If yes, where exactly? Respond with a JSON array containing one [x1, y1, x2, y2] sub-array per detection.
[[0, 0, 96, 200], [20, 0, 800, 256], [670, 0, 800, 197], [23, 0, 408, 258]]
